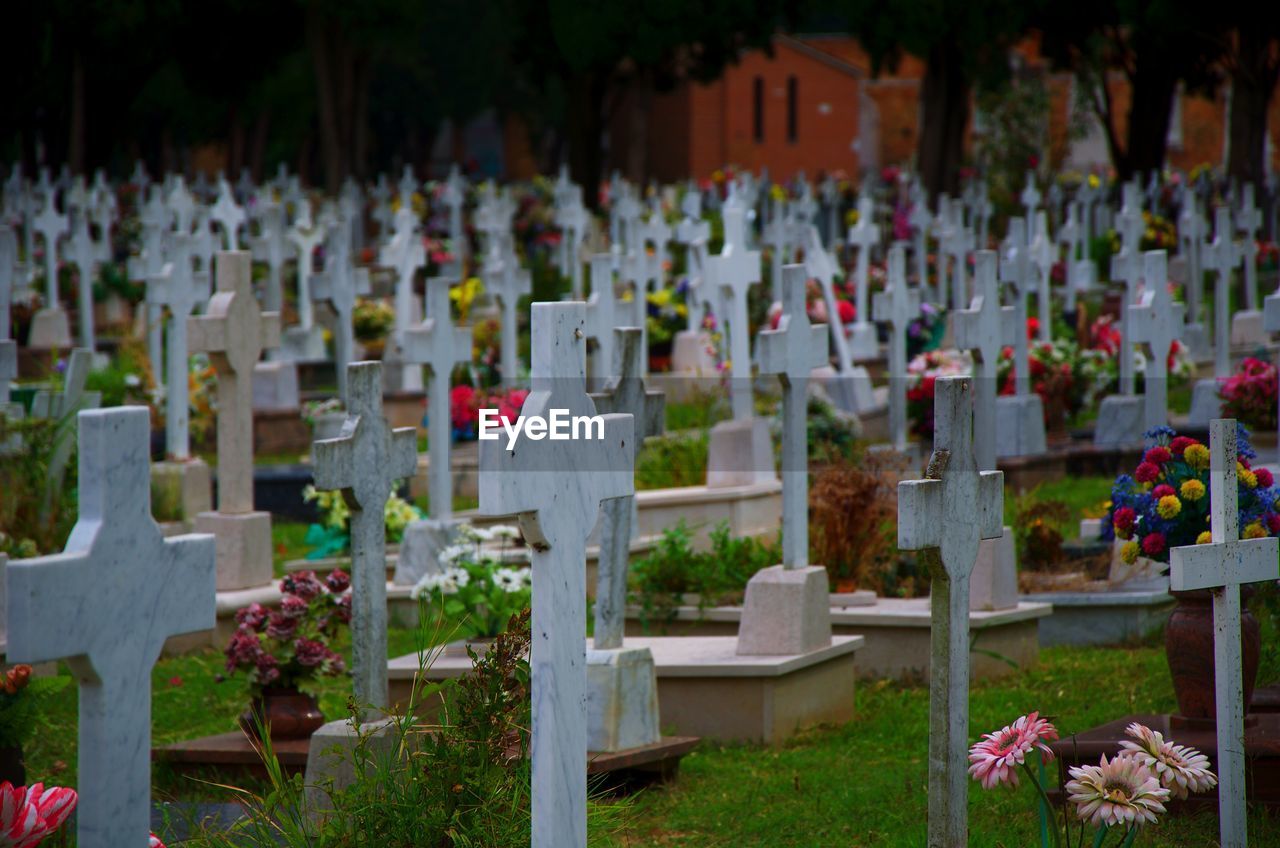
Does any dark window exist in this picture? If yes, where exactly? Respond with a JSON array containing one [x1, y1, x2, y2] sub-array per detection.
[[787, 76, 798, 143], [753, 77, 764, 143]]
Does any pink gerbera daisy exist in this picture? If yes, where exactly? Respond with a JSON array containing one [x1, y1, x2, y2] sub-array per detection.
[[1117, 723, 1217, 800], [968, 711, 1060, 789], [1065, 754, 1170, 828]]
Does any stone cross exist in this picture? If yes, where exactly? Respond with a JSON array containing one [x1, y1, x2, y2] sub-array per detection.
[[847, 196, 881, 339], [896, 376, 1004, 847], [288, 199, 326, 334], [479, 302, 634, 848], [1029, 212, 1054, 344], [873, 245, 920, 451], [211, 178, 246, 250], [397, 165, 417, 209], [1057, 201, 1088, 312], [759, 264, 828, 568], [1238, 184, 1262, 312], [763, 198, 790, 303], [1111, 200, 1145, 396], [1000, 218, 1034, 397], [1170, 419, 1277, 848], [1128, 251, 1183, 433], [168, 178, 196, 234], [1020, 170, 1041, 221], [589, 328, 664, 650], [555, 182, 590, 299], [370, 173, 393, 240], [1179, 197, 1207, 320], [147, 234, 210, 460], [32, 348, 101, 507], [707, 206, 762, 420], [89, 172, 116, 267], [189, 252, 281, 513], [1204, 206, 1244, 378], [312, 224, 371, 402], [955, 251, 1015, 472], [312, 362, 417, 717], [441, 165, 468, 279], [249, 200, 288, 312], [909, 193, 933, 301], [941, 200, 974, 310], [486, 235, 532, 386], [583, 254, 623, 387], [403, 277, 471, 521], [68, 213, 99, 352], [676, 190, 712, 331], [972, 183, 993, 251], [5, 406, 215, 848], [34, 192, 69, 307]]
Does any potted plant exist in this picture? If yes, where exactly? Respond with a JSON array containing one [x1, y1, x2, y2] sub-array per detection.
[[302, 398, 347, 443], [225, 570, 351, 739], [301, 484, 421, 560], [0, 665, 69, 785], [1104, 424, 1280, 718], [352, 297, 395, 359], [1219, 357, 1278, 440]]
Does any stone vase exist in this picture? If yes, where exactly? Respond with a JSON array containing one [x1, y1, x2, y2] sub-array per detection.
[[1042, 389, 1070, 444], [0, 745, 25, 787], [240, 686, 326, 740], [1165, 587, 1261, 720]]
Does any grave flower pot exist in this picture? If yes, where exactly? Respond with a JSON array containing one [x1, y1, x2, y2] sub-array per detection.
[[0, 745, 25, 787], [1165, 587, 1260, 720], [239, 687, 326, 740]]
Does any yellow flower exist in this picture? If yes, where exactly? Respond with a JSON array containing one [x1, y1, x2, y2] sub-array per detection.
[[770, 184, 786, 202], [1196, 531, 1213, 545], [1184, 444, 1210, 470], [1179, 479, 1205, 501], [1120, 541, 1140, 564], [1242, 470, 1258, 489], [1244, 522, 1267, 539], [845, 208, 860, 227], [1156, 495, 1181, 519], [1088, 174, 1100, 189]]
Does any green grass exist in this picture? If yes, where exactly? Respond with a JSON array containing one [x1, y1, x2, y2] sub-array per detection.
[[1005, 475, 1115, 537]]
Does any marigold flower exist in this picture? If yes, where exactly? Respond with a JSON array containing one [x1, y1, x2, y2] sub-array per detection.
[[1179, 479, 1205, 501], [1134, 462, 1161, 483], [1244, 522, 1267, 539], [1241, 470, 1258, 489], [1065, 754, 1169, 828], [1184, 444, 1210, 470], [1118, 723, 1217, 800], [1141, 533, 1166, 557], [1144, 446, 1171, 465], [1196, 531, 1213, 544], [1120, 541, 1140, 564], [1156, 495, 1181, 520]]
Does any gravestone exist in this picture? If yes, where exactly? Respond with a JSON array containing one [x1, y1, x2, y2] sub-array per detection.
[[313, 362, 417, 717], [909, 190, 933, 301], [803, 227, 877, 413], [845, 196, 881, 361], [1127, 251, 1183, 435], [1021, 170, 1041, 223], [738, 264, 832, 655], [1190, 207, 1244, 427], [1028, 211, 1053, 343], [671, 188, 718, 376], [133, 187, 171, 375], [28, 191, 72, 349], [211, 179, 246, 251], [954, 252, 1014, 472], [483, 224, 531, 388], [583, 254, 623, 389], [5, 406, 215, 848], [278, 199, 328, 362], [941, 199, 974, 312], [1179, 197, 1212, 347], [1169, 420, 1277, 847], [872, 244, 920, 451], [190, 251, 281, 591], [897, 376, 1004, 846], [441, 165, 468, 280], [67, 213, 99, 353], [479, 301, 633, 848], [996, 224, 1047, 459], [311, 222, 371, 403], [249, 200, 289, 313], [1231, 186, 1266, 346], [0, 227, 14, 424], [377, 205, 427, 392], [1095, 215, 1151, 447], [554, 179, 590, 299]]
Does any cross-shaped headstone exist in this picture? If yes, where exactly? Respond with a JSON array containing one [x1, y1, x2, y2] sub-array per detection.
[[896, 376, 1004, 847], [370, 173, 393, 241], [972, 182, 993, 250], [1128, 251, 1184, 433], [441, 165, 468, 279], [583, 254, 624, 387], [248, 199, 288, 312], [1058, 200, 1090, 312], [479, 302, 634, 848], [1169, 419, 1277, 847], [397, 165, 417, 210], [956, 251, 1015, 471], [873, 244, 921, 451], [762, 198, 791, 303], [1204, 206, 1244, 378], [130, 160, 150, 192], [1020, 171, 1041, 222], [312, 362, 417, 717], [379, 205, 426, 341], [1238, 184, 1263, 313], [312, 224, 371, 402], [403, 277, 471, 521], [941, 200, 975, 310], [708, 206, 762, 420], [555, 190, 590, 300], [32, 348, 101, 507], [1000, 218, 1034, 398], [148, 233, 211, 460], [820, 175, 841, 248], [211, 178, 246, 250], [1110, 199, 1145, 396], [89, 172, 116, 267], [1179, 197, 1208, 319], [1028, 211, 1054, 344], [486, 234, 532, 387], [288, 198, 326, 333], [909, 194, 933, 300], [34, 192, 69, 307], [189, 252, 281, 514], [847, 196, 881, 337], [5, 406, 215, 848], [168, 178, 196, 234], [589, 327, 663, 650], [759, 264, 828, 567], [68, 213, 99, 352]]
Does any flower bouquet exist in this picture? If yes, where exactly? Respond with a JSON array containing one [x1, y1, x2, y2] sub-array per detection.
[[1219, 356, 1278, 432], [301, 485, 422, 559], [448, 385, 529, 442], [411, 525, 531, 641], [352, 297, 396, 353], [905, 348, 972, 438], [997, 337, 1089, 427]]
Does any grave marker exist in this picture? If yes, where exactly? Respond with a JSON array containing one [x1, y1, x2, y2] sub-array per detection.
[[68, 213, 99, 352], [873, 244, 920, 451], [846, 196, 881, 360], [147, 233, 210, 460], [955, 251, 1014, 471], [211, 179, 246, 250], [312, 223, 371, 402], [1128, 251, 1183, 433], [708, 206, 762, 421]]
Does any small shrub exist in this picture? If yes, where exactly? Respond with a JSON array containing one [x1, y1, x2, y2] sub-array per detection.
[[635, 431, 708, 490], [1014, 497, 1071, 570], [809, 455, 898, 591], [1220, 357, 1278, 432]]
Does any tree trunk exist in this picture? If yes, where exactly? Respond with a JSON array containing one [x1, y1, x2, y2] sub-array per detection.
[[68, 51, 86, 175], [1117, 51, 1178, 181], [228, 106, 245, 177], [353, 57, 372, 181], [917, 39, 971, 208], [625, 73, 652, 185], [566, 70, 608, 211], [307, 8, 343, 193], [1227, 31, 1279, 188], [249, 111, 270, 181]]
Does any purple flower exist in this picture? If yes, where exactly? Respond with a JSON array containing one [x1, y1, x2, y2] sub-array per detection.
[[225, 632, 262, 671]]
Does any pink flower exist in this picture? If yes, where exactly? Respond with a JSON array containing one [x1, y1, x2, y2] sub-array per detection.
[[1066, 754, 1169, 828], [265, 612, 298, 640], [225, 632, 263, 671], [234, 603, 269, 632], [325, 569, 350, 593], [0, 781, 77, 847], [1117, 723, 1217, 800], [281, 571, 323, 601], [294, 638, 329, 668], [968, 711, 1059, 790], [279, 595, 309, 620], [1144, 446, 1171, 465], [333, 594, 352, 624], [1151, 484, 1174, 500], [1257, 468, 1274, 489], [254, 653, 280, 685]]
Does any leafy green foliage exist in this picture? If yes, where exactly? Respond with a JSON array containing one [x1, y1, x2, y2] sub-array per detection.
[[635, 431, 708, 490], [0, 673, 70, 749], [0, 415, 78, 558]]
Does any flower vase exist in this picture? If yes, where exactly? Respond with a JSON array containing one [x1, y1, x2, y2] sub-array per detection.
[[1042, 390, 1070, 444], [0, 746, 25, 787], [239, 686, 326, 740], [357, 338, 386, 360], [1165, 588, 1260, 720]]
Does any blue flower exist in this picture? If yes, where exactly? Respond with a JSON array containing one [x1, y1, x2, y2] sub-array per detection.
[[1143, 425, 1177, 446]]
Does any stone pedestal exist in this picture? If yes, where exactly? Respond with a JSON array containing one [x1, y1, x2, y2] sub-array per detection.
[[273, 325, 327, 362], [971, 527, 1018, 611], [1093, 394, 1145, 447], [846, 323, 878, 361], [1187, 378, 1223, 428], [586, 646, 661, 752], [27, 307, 72, 349], [393, 518, 458, 587], [813, 364, 878, 414], [706, 417, 776, 488], [1231, 310, 1266, 347], [304, 717, 398, 818], [736, 565, 832, 655], [195, 510, 274, 591], [151, 459, 213, 522], [1181, 322, 1212, 364], [252, 361, 301, 411], [671, 330, 718, 376], [994, 394, 1047, 459]]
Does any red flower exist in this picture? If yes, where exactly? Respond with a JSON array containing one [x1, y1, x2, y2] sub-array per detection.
[[266, 611, 299, 640], [1268, 513, 1280, 534], [837, 300, 855, 324], [1134, 462, 1160, 483], [1141, 533, 1166, 557], [1143, 446, 1171, 465], [1169, 436, 1195, 456], [281, 571, 323, 601], [325, 569, 351, 593], [294, 639, 329, 668], [1152, 484, 1174, 499], [279, 595, 310, 620], [1257, 468, 1275, 489], [235, 603, 269, 632], [1112, 506, 1137, 537]]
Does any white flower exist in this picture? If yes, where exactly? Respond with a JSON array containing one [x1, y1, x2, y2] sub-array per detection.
[[493, 567, 531, 592], [124, 373, 141, 388], [410, 572, 442, 599], [447, 566, 471, 589], [488, 525, 520, 540], [438, 544, 471, 566]]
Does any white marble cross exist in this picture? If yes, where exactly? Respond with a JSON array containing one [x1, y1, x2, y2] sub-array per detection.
[[312, 224, 371, 402], [248, 200, 288, 312], [942, 200, 974, 311], [441, 165, 467, 279], [896, 376, 1004, 847], [1029, 212, 1054, 344], [211, 178, 246, 250], [479, 302, 634, 848], [873, 245, 921, 451], [397, 165, 418, 210], [909, 192, 933, 301], [1170, 419, 1277, 848], [1238, 185, 1262, 313], [312, 362, 417, 717], [288, 198, 327, 334], [1000, 218, 1034, 397], [1179, 197, 1208, 320], [589, 327, 663, 650], [485, 234, 532, 387], [1020, 171, 1041, 221], [189, 252, 281, 513], [34, 192, 69, 307], [555, 181, 590, 299], [1204, 206, 1244, 378], [5, 406, 215, 848], [759, 264, 828, 568], [707, 206, 762, 420], [168, 178, 196, 234], [32, 348, 101, 504], [403, 277, 471, 521], [583, 254, 623, 387], [676, 190, 712, 331], [763, 197, 790, 303], [68, 213, 99, 352], [1128, 251, 1183, 433], [847, 196, 881, 340], [147, 233, 210, 460], [89, 172, 116, 267], [0, 228, 14, 409], [955, 251, 1015, 472]]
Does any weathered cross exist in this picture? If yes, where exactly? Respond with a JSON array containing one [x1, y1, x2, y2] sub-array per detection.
[[486, 235, 532, 387], [1111, 197, 1145, 396], [479, 302, 634, 848], [1237, 184, 1263, 313], [909, 193, 933, 301], [211, 178, 247, 250], [847, 196, 881, 339], [168, 178, 196, 234], [759, 264, 828, 568], [32, 348, 101, 508], [1028, 211, 1054, 343], [288, 198, 326, 333], [1170, 419, 1277, 848], [955, 251, 1015, 472], [1178, 197, 1208, 321], [589, 327, 664, 650], [1020, 170, 1041, 221], [583, 254, 624, 387], [896, 376, 1005, 847], [312, 361, 417, 717], [1204, 206, 1244, 378], [189, 252, 282, 514], [147, 233, 211, 460], [1128, 251, 1184, 433], [403, 277, 472, 521], [68, 213, 99, 352], [942, 199, 974, 311], [312, 223, 372, 402], [873, 244, 921, 451], [676, 189, 712, 331], [708, 206, 762, 420], [34, 191, 69, 307], [441, 165, 468, 280], [249, 199, 288, 312], [5, 406, 215, 848], [555, 181, 590, 299], [1000, 218, 1034, 398]]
